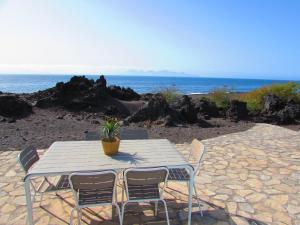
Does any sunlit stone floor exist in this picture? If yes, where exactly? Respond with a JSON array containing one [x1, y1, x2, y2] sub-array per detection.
[[1, 123, 300, 225]]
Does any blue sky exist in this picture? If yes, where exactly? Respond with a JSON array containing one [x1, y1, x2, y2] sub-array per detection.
[[0, 0, 299, 80]]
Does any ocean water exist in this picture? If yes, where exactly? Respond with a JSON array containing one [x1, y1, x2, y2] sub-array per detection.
[[0, 75, 299, 94]]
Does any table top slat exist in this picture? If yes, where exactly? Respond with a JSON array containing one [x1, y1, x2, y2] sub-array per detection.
[[28, 139, 189, 176]]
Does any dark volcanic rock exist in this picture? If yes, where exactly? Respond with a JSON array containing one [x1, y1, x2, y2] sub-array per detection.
[[0, 116, 6, 122], [276, 99, 300, 124], [7, 117, 16, 123], [127, 94, 213, 127], [262, 94, 285, 114], [127, 94, 171, 122], [259, 94, 285, 124], [107, 85, 140, 101], [104, 105, 119, 116], [163, 115, 175, 127], [285, 98, 300, 119], [54, 76, 100, 109], [0, 94, 32, 118], [140, 93, 154, 101], [96, 75, 107, 88], [170, 95, 197, 123], [94, 75, 108, 98], [35, 97, 56, 108], [56, 114, 65, 120], [34, 75, 108, 110], [33, 75, 140, 112], [226, 100, 249, 122], [260, 94, 300, 124], [194, 97, 219, 119]]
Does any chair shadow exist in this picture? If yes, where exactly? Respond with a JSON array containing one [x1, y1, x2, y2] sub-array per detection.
[[40, 194, 268, 225], [40, 205, 69, 224], [40, 193, 113, 224], [38, 184, 268, 225], [163, 187, 268, 225]]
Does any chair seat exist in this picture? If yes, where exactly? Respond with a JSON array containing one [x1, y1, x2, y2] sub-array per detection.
[[168, 168, 190, 181], [78, 188, 114, 205], [37, 175, 70, 192], [128, 184, 160, 200]]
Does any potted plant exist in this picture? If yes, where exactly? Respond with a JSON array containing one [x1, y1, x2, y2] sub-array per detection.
[[101, 117, 120, 156]]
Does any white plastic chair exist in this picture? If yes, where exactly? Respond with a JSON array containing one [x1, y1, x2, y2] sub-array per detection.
[[122, 167, 170, 225], [18, 146, 70, 204], [168, 139, 206, 216], [69, 170, 122, 225]]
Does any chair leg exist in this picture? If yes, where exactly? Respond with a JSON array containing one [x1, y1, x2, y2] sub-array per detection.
[[121, 201, 127, 223], [116, 188, 118, 202], [31, 193, 36, 203], [80, 209, 83, 224], [186, 181, 189, 188], [77, 208, 82, 225], [114, 203, 123, 225], [154, 201, 158, 216], [161, 199, 170, 225], [30, 183, 37, 202], [193, 183, 203, 217], [39, 192, 44, 207], [70, 208, 75, 225]]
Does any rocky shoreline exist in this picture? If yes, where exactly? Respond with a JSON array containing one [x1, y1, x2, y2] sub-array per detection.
[[0, 75, 299, 150]]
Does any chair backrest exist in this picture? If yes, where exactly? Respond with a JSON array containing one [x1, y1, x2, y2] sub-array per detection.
[[189, 139, 206, 174], [85, 131, 100, 141], [124, 167, 168, 201], [69, 170, 117, 206], [18, 146, 39, 173], [120, 128, 149, 140]]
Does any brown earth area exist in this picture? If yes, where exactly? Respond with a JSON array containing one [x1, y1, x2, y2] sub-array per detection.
[[1, 106, 299, 151]]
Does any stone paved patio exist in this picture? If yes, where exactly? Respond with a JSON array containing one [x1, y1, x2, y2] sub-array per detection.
[[0, 123, 300, 225]]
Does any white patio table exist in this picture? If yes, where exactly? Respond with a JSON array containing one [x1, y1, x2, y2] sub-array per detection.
[[24, 139, 194, 225]]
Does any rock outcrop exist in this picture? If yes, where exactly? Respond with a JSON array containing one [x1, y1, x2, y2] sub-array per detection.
[[34, 75, 108, 110], [127, 94, 173, 123], [226, 100, 249, 122], [1, 75, 299, 126], [127, 94, 214, 127], [107, 85, 140, 101], [194, 97, 219, 119], [260, 94, 300, 124], [170, 95, 198, 123], [262, 94, 284, 114], [33, 75, 140, 112], [0, 94, 32, 118]]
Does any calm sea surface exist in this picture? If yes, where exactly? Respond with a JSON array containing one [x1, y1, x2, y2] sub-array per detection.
[[0, 75, 299, 94]]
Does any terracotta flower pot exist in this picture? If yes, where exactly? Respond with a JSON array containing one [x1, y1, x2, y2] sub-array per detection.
[[101, 137, 120, 156]]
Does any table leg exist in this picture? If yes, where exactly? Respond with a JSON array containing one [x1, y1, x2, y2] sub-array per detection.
[[187, 167, 194, 225], [25, 176, 33, 225]]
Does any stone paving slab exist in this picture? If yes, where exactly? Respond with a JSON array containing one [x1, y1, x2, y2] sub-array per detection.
[[176, 123, 300, 225], [0, 123, 300, 225]]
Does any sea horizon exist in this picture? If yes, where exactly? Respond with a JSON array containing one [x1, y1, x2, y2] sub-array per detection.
[[0, 74, 299, 95], [0, 73, 299, 81]]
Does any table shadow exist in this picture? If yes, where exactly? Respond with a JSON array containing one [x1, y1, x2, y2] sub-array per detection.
[[111, 152, 146, 165]]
